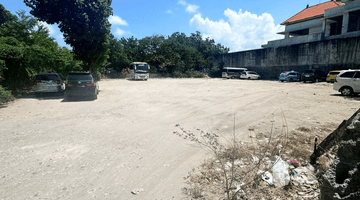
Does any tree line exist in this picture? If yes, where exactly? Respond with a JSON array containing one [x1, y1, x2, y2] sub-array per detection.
[[0, 1, 229, 91], [108, 32, 229, 77]]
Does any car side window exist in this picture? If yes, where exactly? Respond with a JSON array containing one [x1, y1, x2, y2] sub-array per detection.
[[340, 72, 355, 78], [353, 72, 360, 78]]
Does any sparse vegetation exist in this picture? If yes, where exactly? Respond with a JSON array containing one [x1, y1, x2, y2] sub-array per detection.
[[0, 85, 13, 104], [173, 117, 336, 199]]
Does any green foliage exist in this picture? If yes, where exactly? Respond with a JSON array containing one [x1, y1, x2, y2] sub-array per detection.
[[0, 4, 17, 27], [0, 7, 81, 89], [108, 31, 229, 77], [24, 0, 113, 72], [0, 85, 13, 104]]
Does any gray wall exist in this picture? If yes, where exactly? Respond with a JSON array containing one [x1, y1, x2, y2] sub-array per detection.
[[213, 37, 360, 79]]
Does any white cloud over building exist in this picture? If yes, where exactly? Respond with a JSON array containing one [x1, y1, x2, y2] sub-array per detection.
[[190, 9, 284, 52]]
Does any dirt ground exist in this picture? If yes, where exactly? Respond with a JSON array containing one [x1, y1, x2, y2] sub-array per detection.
[[0, 78, 359, 200]]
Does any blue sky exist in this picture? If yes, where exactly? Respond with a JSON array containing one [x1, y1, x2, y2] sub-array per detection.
[[2, 0, 328, 52]]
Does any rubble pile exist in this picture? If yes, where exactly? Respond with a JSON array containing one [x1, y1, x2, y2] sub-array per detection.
[[312, 109, 360, 200], [320, 139, 360, 199]]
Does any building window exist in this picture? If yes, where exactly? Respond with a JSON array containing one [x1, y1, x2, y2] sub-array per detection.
[[329, 16, 343, 36], [348, 10, 360, 32]]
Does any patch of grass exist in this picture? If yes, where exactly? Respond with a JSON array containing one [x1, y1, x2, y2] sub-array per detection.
[[0, 85, 14, 105]]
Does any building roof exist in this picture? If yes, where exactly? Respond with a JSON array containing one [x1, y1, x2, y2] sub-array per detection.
[[281, 1, 343, 25]]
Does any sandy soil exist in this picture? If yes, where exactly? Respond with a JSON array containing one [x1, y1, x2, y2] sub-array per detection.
[[0, 78, 359, 200]]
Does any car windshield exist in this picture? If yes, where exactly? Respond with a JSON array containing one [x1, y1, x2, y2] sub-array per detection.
[[36, 74, 59, 80], [304, 70, 313, 73], [289, 73, 296, 75], [67, 74, 92, 80], [329, 72, 340, 75], [136, 64, 148, 71]]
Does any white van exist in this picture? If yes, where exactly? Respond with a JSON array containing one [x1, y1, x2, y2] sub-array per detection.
[[129, 62, 150, 80], [222, 67, 248, 79], [333, 69, 360, 96]]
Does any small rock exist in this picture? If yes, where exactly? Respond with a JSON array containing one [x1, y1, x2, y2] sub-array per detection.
[[131, 188, 144, 195]]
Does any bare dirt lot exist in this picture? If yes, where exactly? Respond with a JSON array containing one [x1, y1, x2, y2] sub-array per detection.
[[1, 78, 359, 199]]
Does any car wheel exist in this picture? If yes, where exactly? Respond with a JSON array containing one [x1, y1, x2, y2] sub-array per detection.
[[340, 87, 353, 96], [248, 77, 251, 80], [280, 80, 284, 82], [289, 78, 293, 82]]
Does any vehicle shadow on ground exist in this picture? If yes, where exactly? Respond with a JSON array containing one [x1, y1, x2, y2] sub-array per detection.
[[127, 79, 148, 81], [61, 97, 95, 102], [19, 92, 65, 100], [330, 94, 360, 101]]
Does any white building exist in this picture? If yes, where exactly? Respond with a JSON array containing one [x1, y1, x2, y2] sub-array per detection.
[[262, 0, 360, 48]]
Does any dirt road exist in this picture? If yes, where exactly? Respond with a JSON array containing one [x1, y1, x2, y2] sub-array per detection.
[[1, 78, 359, 199]]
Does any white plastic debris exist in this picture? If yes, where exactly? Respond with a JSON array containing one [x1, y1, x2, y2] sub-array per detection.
[[272, 156, 290, 187]]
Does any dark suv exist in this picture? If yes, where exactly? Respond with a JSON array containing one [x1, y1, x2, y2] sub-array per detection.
[[301, 69, 327, 83], [65, 72, 99, 100]]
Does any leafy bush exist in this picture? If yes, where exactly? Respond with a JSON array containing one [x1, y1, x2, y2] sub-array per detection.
[[186, 70, 204, 78], [172, 70, 205, 78], [173, 71, 185, 78], [0, 86, 13, 104]]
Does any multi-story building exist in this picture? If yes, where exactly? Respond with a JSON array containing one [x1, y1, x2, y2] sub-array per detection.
[[263, 0, 360, 48]]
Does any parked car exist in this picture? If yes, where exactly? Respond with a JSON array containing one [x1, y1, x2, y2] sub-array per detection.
[[301, 69, 327, 83], [279, 71, 300, 82], [65, 72, 99, 100], [326, 70, 342, 83], [34, 73, 65, 96], [333, 69, 360, 96], [240, 71, 261, 79]]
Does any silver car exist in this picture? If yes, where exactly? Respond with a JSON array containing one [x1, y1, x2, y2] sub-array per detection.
[[34, 73, 65, 96]]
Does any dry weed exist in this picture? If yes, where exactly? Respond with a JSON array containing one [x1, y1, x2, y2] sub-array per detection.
[[174, 117, 338, 199]]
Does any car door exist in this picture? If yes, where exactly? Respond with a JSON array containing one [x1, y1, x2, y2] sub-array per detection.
[[352, 71, 360, 93]]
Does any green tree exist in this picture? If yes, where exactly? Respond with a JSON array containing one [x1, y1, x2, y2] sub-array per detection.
[[106, 31, 229, 77], [107, 34, 130, 73], [0, 8, 81, 88], [24, 0, 113, 72], [0, 4, 17, 27]]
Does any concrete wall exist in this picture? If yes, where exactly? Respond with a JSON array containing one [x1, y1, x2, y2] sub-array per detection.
[[214, 36, 360, 79], [285, 18, 323, 33], [264, 33, 323, 48]]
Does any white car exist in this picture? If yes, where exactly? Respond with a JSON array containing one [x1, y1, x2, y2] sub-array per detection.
[[333, 69, 360, 96], [240, 71, 261, 80]]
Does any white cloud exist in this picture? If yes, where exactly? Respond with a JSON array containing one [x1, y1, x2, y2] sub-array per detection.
[[178, 1, 200, 13], [178, 0, 187, 6], [109, 15, 128, 26], [37, 22, 56, 35], [114, 27, 130, 37], [166, 10, 173, 14], [186, 4, 199, 13], [190, 9, 284, 52]]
